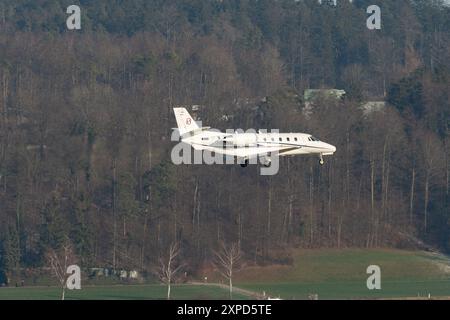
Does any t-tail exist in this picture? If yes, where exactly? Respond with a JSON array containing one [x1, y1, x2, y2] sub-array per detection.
[[173, 108, 200, 135]]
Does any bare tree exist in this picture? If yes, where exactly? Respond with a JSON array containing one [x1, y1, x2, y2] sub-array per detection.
[[47, 243, 75, 300], [421, 132, 445, 233], [156, 242, 183, 300], [213, 242, 241, 299]]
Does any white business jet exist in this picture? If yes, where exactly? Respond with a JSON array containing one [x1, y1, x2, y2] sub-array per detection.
[[173, 108, 336, 167]]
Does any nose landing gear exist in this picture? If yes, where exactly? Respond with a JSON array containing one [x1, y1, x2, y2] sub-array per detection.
[[319, 153, 324, 166]]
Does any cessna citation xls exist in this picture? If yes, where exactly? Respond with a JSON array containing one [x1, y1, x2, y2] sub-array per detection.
[[174, 108, 336, 167]]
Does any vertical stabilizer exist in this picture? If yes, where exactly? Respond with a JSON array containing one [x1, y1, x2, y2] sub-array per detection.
[[173, 108, 200, 135]]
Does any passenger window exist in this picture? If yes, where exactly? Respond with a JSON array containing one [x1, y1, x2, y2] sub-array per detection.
[[294, 137, 298, 142], [279, 138, 282, 142], [287, 138, 290, 142]]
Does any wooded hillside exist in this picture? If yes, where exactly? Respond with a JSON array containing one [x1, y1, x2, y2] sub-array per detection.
[[0, 0, 448, 281]]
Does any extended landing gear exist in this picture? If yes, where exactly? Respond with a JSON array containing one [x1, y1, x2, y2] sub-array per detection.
[[261, 156, 272, 168], [319, 154, 324, 166], [239, 157, 271, 168], [240, 159, 249, 168]]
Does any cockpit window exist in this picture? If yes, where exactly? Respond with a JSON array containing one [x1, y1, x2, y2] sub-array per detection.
[[310, 136, 320, 141]]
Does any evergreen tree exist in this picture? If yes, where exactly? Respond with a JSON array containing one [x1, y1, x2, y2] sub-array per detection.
[[0, 226, 20, 285]]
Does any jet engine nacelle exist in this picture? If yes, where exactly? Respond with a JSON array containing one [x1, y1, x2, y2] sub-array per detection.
[[224, 133, 257, 147]]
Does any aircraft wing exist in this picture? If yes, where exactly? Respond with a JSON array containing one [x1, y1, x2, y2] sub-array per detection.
[[191, 143, 300, 159]]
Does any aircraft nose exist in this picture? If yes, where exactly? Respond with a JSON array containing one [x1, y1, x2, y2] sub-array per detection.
[[329, 144, 336, 153]]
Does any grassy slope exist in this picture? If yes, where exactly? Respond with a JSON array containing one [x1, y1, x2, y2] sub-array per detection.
[[235, 249, 450, 299]]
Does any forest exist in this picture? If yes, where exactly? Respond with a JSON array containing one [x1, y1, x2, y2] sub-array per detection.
[[0, 0, 449, 283]]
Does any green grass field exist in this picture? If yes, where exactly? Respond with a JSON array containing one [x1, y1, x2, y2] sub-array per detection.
[[0, 284, 249, 300], [234, 249, 450, 299], [0, 249, 449, 299]]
